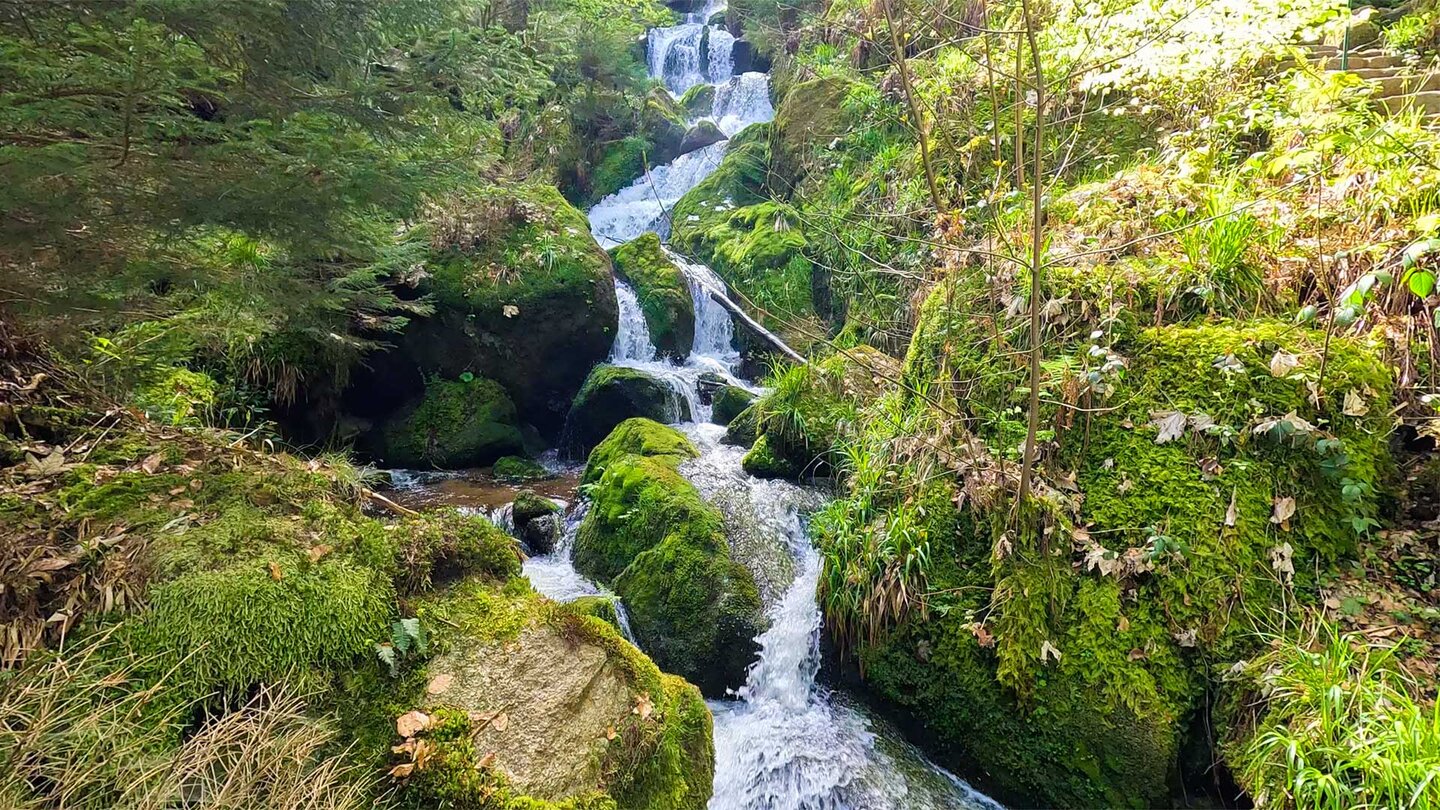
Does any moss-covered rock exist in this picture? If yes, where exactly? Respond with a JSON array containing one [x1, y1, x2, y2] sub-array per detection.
[[643, 86, 689, 163], [820, 281, 1396, 807], [724, 403, 759, 447], [575, 421, 763, 694], [565, 365, 692, 455], [583, 417, 701, 484], [711, 384, 755, 426], [670, 126, 822, 349], [372, 375, 525, 468], [492, 454, 550, 482], [749, 346, 897, 477], [680, 120, 726, 154], [611, 233, 696, 360], [382, 577, 713, 810], [394, 507, 523, 594], [679, 84, 715, 117], [771, 76, 861, 191], [512, 490, 563, 554], [345, 183, 619, 438]]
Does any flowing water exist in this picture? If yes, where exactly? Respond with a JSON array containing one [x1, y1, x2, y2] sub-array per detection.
[[394, 7, 1002, 805]]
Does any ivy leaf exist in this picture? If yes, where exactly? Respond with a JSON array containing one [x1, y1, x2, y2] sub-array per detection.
[[1407, 268, 1437, 299]]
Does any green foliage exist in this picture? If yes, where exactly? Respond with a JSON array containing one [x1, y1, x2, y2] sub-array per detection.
[[393, 508, 523, 595], [376, 618, 429, 677], [1223, 627, 1440, 810], [492, 455, 551, 482]]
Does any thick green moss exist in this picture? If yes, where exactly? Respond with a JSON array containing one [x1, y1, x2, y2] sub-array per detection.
[[611, 233, 696, 360], [740, 434, 798, 479], [375, 376, 524, 468], [575, 422, 763, 694], [512, 490, 561, 526], [824, 285, 1397, 807], [771, 77, 861, 190], [590, 136, 650, 204], [565, 365, 691, 454], [493, 454, 550, 482], [124, 558, 392, 703], [582, 417, 699, 484], [711, 384, 755, 427]]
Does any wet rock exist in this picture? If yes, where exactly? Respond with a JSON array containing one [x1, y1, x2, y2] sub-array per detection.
[[724, 403, 759, 447], [731, 38, 770, 73], [491, 454, 549, 483], [680, 119, 727, 154], [343, 184, 618, 440], [564, 365, 692, 455], [369, 376, 524, 468], [575, 419, 764, 696], [511, 490, 562, 554], [711, 384, 755, 426], [611, 233, 695, 360], [679, 83, 715, 118]]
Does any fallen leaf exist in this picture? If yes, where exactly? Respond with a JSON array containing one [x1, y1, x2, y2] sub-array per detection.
[[633, 693, 654, 721], [1343, 389, 1369, 417], [26, 449, 67, 477], [169, 485, 187, 496], [189, 478, 202, 491], [969, 622, 995, 648], [308, 544, 333, 563], [477, 751, 496, 769], [388, 763, 415, 779], [1117, 615, 1130, 633], [1128, 647, 1147, 661], [1270, 542, 1295, 585], [1269, 351, 1301, 378], [268, 561, 283, 581], [396, 710, 430, 738], [1225, 490, 1239, 528], [1040, 640, 1063, 663], [490, 712, 510, 731], [1271, 496, 1296, 529], [1173, 629, 1198, 648], [1189, 412, 1216, 432], [606, 726, 618, 741], [141, 453, 164, 474], [1149, 410, 1187, 444], [427, 674, 454, 695], [502, 305, 519, 318], [1198, 457, 1223, 478]]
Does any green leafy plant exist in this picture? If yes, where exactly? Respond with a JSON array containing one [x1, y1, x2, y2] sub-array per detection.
[[375, 618, 428, 677]]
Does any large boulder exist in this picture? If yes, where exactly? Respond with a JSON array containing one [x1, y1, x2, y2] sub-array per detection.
[[771, 76, 861, 191], [370, 376, 524, 468], [565, 365, 691, 455], [679, 84, 716, 118], [343, 183, 618, 440], [392, 580, 714, 809], [611, 233, 696, 360], [680, 120, 727, 155], [575, 419, 764, 695]]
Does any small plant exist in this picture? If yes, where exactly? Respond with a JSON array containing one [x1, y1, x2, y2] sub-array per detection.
[[375, 618, 428, 677]]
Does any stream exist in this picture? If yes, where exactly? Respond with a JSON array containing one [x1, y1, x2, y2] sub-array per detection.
[[395, 2, 1002, 806]]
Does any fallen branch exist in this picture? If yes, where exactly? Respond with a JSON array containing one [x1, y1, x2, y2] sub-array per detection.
[[362, 487, 420, 517], [705, 288, 809, 366]]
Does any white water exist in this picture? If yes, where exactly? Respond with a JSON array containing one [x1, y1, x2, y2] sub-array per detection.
[[539, 6, 1001, 805]]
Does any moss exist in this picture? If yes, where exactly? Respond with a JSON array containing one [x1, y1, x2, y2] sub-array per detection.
[[611, 233, 696, 360], [679, 119, 726, 153], [512, 490, 561, 525], [740, 434, 799, 479], [724, 403, 759, 447], [394, 508, 523, 594], [565, 365, 691, 455], [590, 136, 650, 204], [357, 182, 617, 436], [678, 83, 715, 117], [564, 595, 624, 630], [771, 76, 862, 191], [376, 375, 524, 468], [493, 454, 550, 482], [642, 87, 688, 161], [582, 417, 699, 484], [825, 283, 1397, 806], [710, 384, 755, 427], [123, 558, 392, 703], [575, 421, 763, 694]]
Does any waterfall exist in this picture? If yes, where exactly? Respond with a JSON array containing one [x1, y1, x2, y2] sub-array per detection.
[[710, 72, 775, 136], [611, 281, 659, 363], [589, 142, 730, 248], [648, 0, 736, 95]]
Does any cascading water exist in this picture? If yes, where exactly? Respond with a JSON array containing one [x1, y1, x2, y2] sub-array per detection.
[[550, 4, 1003, 805]]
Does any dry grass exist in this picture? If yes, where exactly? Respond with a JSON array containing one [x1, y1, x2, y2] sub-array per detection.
[[0, 635, 376, 810]]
